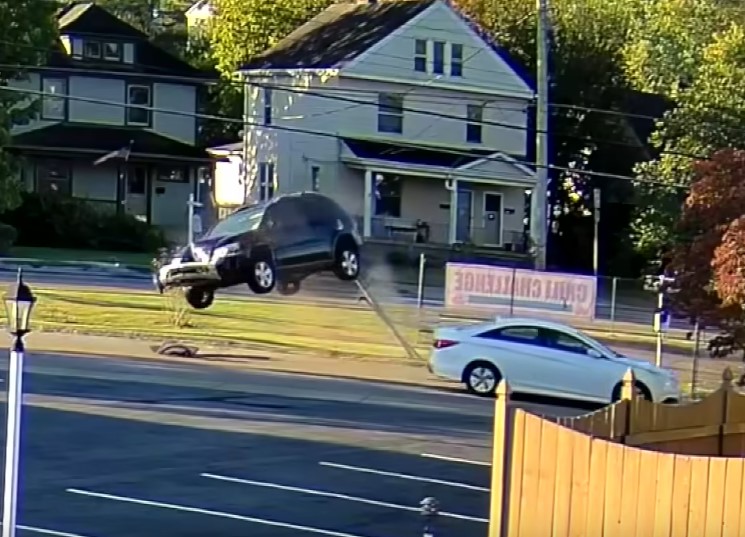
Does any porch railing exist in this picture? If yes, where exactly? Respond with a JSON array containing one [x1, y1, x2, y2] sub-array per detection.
[[354, 215, 529, 252]]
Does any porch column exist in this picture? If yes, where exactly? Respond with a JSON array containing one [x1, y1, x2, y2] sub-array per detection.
[[363, 169, 373, 237], [448, 178, 459, 244]]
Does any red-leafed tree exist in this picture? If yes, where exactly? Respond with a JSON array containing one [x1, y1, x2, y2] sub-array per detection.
[[668, 148, 745, 330]]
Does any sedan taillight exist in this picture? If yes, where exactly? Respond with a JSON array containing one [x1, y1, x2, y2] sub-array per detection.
[[433, 339, 459, 349]]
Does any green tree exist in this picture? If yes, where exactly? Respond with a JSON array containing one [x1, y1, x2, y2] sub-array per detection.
[[630, 19, 745, 261], [208, 0, 334, 76], [0, 0, 58, 212]]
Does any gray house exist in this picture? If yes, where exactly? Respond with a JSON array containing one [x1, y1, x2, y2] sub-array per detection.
[[218, 0, 536, 251], [7, 1, 212, 240]]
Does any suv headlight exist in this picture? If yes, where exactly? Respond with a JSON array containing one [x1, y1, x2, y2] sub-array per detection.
[[212, 243, 240, 261]]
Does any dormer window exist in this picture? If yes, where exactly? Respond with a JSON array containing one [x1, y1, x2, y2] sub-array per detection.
[[84, 40, 101, 59], [104, 42, 122, 61]]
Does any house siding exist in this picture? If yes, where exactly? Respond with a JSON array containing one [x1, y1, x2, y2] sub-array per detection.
[[342, 0, 532, 96], [242, 72, 531, 202]]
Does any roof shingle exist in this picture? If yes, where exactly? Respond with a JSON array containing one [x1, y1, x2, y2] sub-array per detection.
[[241, 0, 437, 70]]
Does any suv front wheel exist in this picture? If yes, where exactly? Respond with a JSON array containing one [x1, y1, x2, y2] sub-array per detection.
[[246, 253, 276, 294], [184, 287, 215, 309], [332, 240, 360, 281]]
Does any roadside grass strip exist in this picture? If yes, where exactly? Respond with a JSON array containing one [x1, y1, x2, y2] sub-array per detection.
[[0, 288, 426, 360]]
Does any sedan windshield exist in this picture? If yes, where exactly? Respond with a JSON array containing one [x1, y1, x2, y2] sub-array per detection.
[[204, 206, 264, 238]]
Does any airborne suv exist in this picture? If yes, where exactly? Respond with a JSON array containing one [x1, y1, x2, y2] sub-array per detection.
[[153, 192, 362, 309]]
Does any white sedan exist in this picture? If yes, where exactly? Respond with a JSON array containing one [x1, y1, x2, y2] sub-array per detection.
[[428, 317, 681, 404]]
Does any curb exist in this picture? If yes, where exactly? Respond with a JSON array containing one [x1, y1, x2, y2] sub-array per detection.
[[0, 257, 151, 273]]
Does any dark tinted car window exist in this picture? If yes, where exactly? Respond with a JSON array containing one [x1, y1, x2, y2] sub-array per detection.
[[477, 326, 542, 345], [271, 198, 307, 228], [301, 195, 336, 226]]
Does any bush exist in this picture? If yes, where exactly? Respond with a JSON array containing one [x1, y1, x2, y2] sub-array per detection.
[[0, 223, 17, 255], [0, 192, 167, 253]]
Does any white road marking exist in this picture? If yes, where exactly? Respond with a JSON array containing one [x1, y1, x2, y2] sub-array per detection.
[[66, 488, 370, 537], [318, 462, 489, 492], [420, 453, 491, 466], [17, 525, 96, 537], [201, 472, 487, 523]]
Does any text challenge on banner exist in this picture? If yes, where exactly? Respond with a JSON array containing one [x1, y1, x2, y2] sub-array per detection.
[[444, 263, 597, 320]]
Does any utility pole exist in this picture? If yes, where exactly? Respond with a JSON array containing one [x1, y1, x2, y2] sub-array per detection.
[[592, 187, 601, 276], [530, 0, 550, 270]]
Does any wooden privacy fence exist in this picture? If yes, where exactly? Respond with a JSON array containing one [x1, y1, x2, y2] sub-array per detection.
[[488, 368, 745, 537]]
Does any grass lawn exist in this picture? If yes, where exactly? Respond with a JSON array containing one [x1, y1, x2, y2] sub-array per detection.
[[0, 285, 699, 362], [6, 247, 153, 267], [3, 288, 429, 361]]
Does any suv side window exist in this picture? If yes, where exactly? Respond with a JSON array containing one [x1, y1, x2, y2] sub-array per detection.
[[543, 329, 594, 356], [477, 325, 542, 345], [301, 195, 335, 227], [270, 198, 306, 229]]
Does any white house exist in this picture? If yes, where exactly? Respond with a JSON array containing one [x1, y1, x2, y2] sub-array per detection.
[[7, 2, 212, 240], [185, 0, 214, 38], [218, 0, 537, 251]]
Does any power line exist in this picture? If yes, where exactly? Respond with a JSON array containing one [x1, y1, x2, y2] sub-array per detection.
[[0, 85, 693, 190]]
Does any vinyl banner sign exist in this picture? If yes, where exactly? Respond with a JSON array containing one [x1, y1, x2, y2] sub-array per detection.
[[445, 263, 597, 320]]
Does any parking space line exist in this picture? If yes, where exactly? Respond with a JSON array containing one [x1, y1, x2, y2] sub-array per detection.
[[420, 453, 491, 466], [17, 525, 96, 537], [66, 488, 370, 537], [318, 462, 489, 492], [201, 472, 487, 523]]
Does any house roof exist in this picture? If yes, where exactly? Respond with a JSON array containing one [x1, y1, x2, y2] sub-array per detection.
[[9, 124, 210, 162], [342, 137, 494, 168], [240, 0, 437, 70], [47, 2, 211, 79], [186, 0, 213, 16]]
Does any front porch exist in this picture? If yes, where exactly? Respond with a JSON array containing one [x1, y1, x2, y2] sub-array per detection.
[[9, 124, 211, 242], [340, 137, 536, 253]]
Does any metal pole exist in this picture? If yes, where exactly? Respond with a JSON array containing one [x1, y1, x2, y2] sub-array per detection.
[[592, 188, 600, 277], [187, 193, 195, 245], [416, 253, 426, 309], [530, 0, 550, 270], [509, 265, 517, 316], [691, 320, 701, 400], [610, 276, 617, 328], [655, 290, 664, 367], [241, 75, 251, 203], [2, 337, 24, 537]]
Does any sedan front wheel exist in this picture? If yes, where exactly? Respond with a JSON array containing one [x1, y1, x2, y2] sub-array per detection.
[[464, 362, 501, 397]]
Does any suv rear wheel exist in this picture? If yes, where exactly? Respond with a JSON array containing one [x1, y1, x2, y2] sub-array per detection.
[[246, 253, 276, 294], [332, 239, 360, 281], [184, 287, 215, 309]]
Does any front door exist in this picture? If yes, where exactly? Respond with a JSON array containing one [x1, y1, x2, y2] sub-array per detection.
[[456, 188, 472, 242], [483, 192, 503, 246], [126, 166, 148, 222]]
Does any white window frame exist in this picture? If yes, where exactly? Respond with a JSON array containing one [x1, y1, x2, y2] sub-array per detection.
[[258, 162, 275, 201], [263, 87, 272, 126], [450, 43, 464, 77], [41, 77, 67, 120], [414, 39, 427, 72], [103, 42, 122, 61], [466, 104, 484, 143], [432, 41, 445, 75], [126, 84, 151, 126], [377, 93, 403, 134], [84, 40, 101, 59]]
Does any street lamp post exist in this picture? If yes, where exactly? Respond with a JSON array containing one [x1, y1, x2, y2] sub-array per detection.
[[420, 496, 440, 537], [2, 268, 36, 537]]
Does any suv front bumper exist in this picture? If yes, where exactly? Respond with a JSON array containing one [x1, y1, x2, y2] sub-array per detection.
[[154, 259, 221, 292]]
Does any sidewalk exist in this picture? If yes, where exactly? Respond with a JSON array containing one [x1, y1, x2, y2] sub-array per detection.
[[24, 331, 446, 390]]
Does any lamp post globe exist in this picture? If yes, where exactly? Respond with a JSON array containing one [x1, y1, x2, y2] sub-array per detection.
[[3, 268, 36, 339]]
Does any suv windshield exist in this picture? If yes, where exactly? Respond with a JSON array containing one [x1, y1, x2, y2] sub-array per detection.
[[204, 205, 265, 238]]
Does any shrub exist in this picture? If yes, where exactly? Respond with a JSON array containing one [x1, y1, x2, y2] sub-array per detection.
[[0, 223, 17, 255], [0, 192, 167, 253]]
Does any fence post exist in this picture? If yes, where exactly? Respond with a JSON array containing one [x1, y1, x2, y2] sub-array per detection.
[[619, 368, 636, 443], [718, 367, 733, 456], [489, 380, 512, 537], [416, 253, 426, 309], [508, 266, 517, 316], [610, 277, 617, 329]]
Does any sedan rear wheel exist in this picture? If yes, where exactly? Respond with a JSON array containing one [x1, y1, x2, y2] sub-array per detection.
[[464, 362, 501, 397]]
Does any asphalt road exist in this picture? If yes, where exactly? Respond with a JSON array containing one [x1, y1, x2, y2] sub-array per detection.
[[0, 264, 674, 328], [0, 351, 587, 537]]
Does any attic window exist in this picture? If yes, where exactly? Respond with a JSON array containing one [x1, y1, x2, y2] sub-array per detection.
[[414, 39, 426, 72], [84, 40, 101, 59], [104, 42, 121, 61], [451, 44, 463, 77]]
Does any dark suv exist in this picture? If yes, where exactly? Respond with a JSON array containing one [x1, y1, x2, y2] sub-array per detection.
[[153, 192, 362, 309]]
